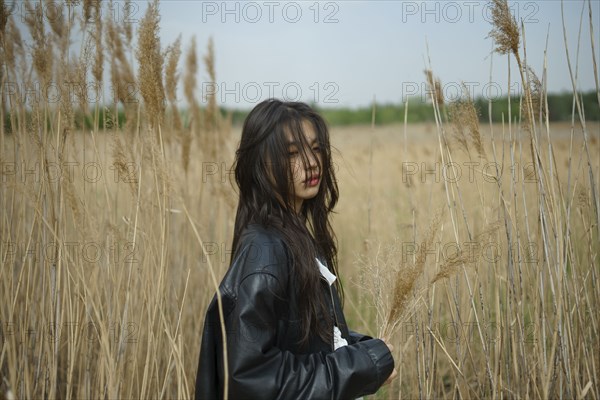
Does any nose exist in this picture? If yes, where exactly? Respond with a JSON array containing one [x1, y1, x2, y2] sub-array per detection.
[[306, 150, 319, 170]]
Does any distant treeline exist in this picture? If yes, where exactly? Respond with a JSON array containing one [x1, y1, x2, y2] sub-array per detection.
[[3, 91, 598, 133], [227, 90, 599, 126]]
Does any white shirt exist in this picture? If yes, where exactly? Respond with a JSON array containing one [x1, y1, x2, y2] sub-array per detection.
[[316, 259, 363, 400], [316, 259, 348, 350]]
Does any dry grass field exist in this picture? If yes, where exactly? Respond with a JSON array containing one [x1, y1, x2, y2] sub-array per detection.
[[1, 0, 599, 399], [1, 120, 598, 399]]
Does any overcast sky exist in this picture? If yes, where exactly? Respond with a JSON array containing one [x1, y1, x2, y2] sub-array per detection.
[[155, 0, 600, 108], [13, 0, 600, 108]]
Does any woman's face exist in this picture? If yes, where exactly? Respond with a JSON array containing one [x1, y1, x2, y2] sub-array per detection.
[[286, 121, 322, 213]]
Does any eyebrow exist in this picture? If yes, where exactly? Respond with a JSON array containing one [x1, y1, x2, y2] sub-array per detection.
[[287, 138, 318, 146]]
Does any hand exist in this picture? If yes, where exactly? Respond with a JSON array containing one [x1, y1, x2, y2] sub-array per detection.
[[381, 338, 398, 386], [383, 367, 398, 386], [381, 337, 394, 353]]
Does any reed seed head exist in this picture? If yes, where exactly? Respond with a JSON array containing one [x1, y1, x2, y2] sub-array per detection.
[[488, 0, 520, 56], [424, 69, 444, 108], [184, 36, 198, 108], [137, 0, 166, 128]]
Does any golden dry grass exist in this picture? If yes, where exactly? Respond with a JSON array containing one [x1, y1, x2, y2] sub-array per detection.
[[1, 120, 598, 398]]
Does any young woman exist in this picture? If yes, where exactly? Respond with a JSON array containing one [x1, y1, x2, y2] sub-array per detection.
[[195, 99, 397, 400]]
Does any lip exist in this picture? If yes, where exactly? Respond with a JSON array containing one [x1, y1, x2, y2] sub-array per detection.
[[305, 175, 320, 187]]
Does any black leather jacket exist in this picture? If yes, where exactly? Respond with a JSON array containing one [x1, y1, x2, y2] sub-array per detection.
[[195, 224, 394, 400]]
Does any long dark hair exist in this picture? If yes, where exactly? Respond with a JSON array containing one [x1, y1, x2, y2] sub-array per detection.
[[231, 99, 340, 345]]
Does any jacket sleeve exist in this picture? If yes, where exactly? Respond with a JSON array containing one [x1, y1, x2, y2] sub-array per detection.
[[348, 330, 373, 344], [225, 271, 394, 400]]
